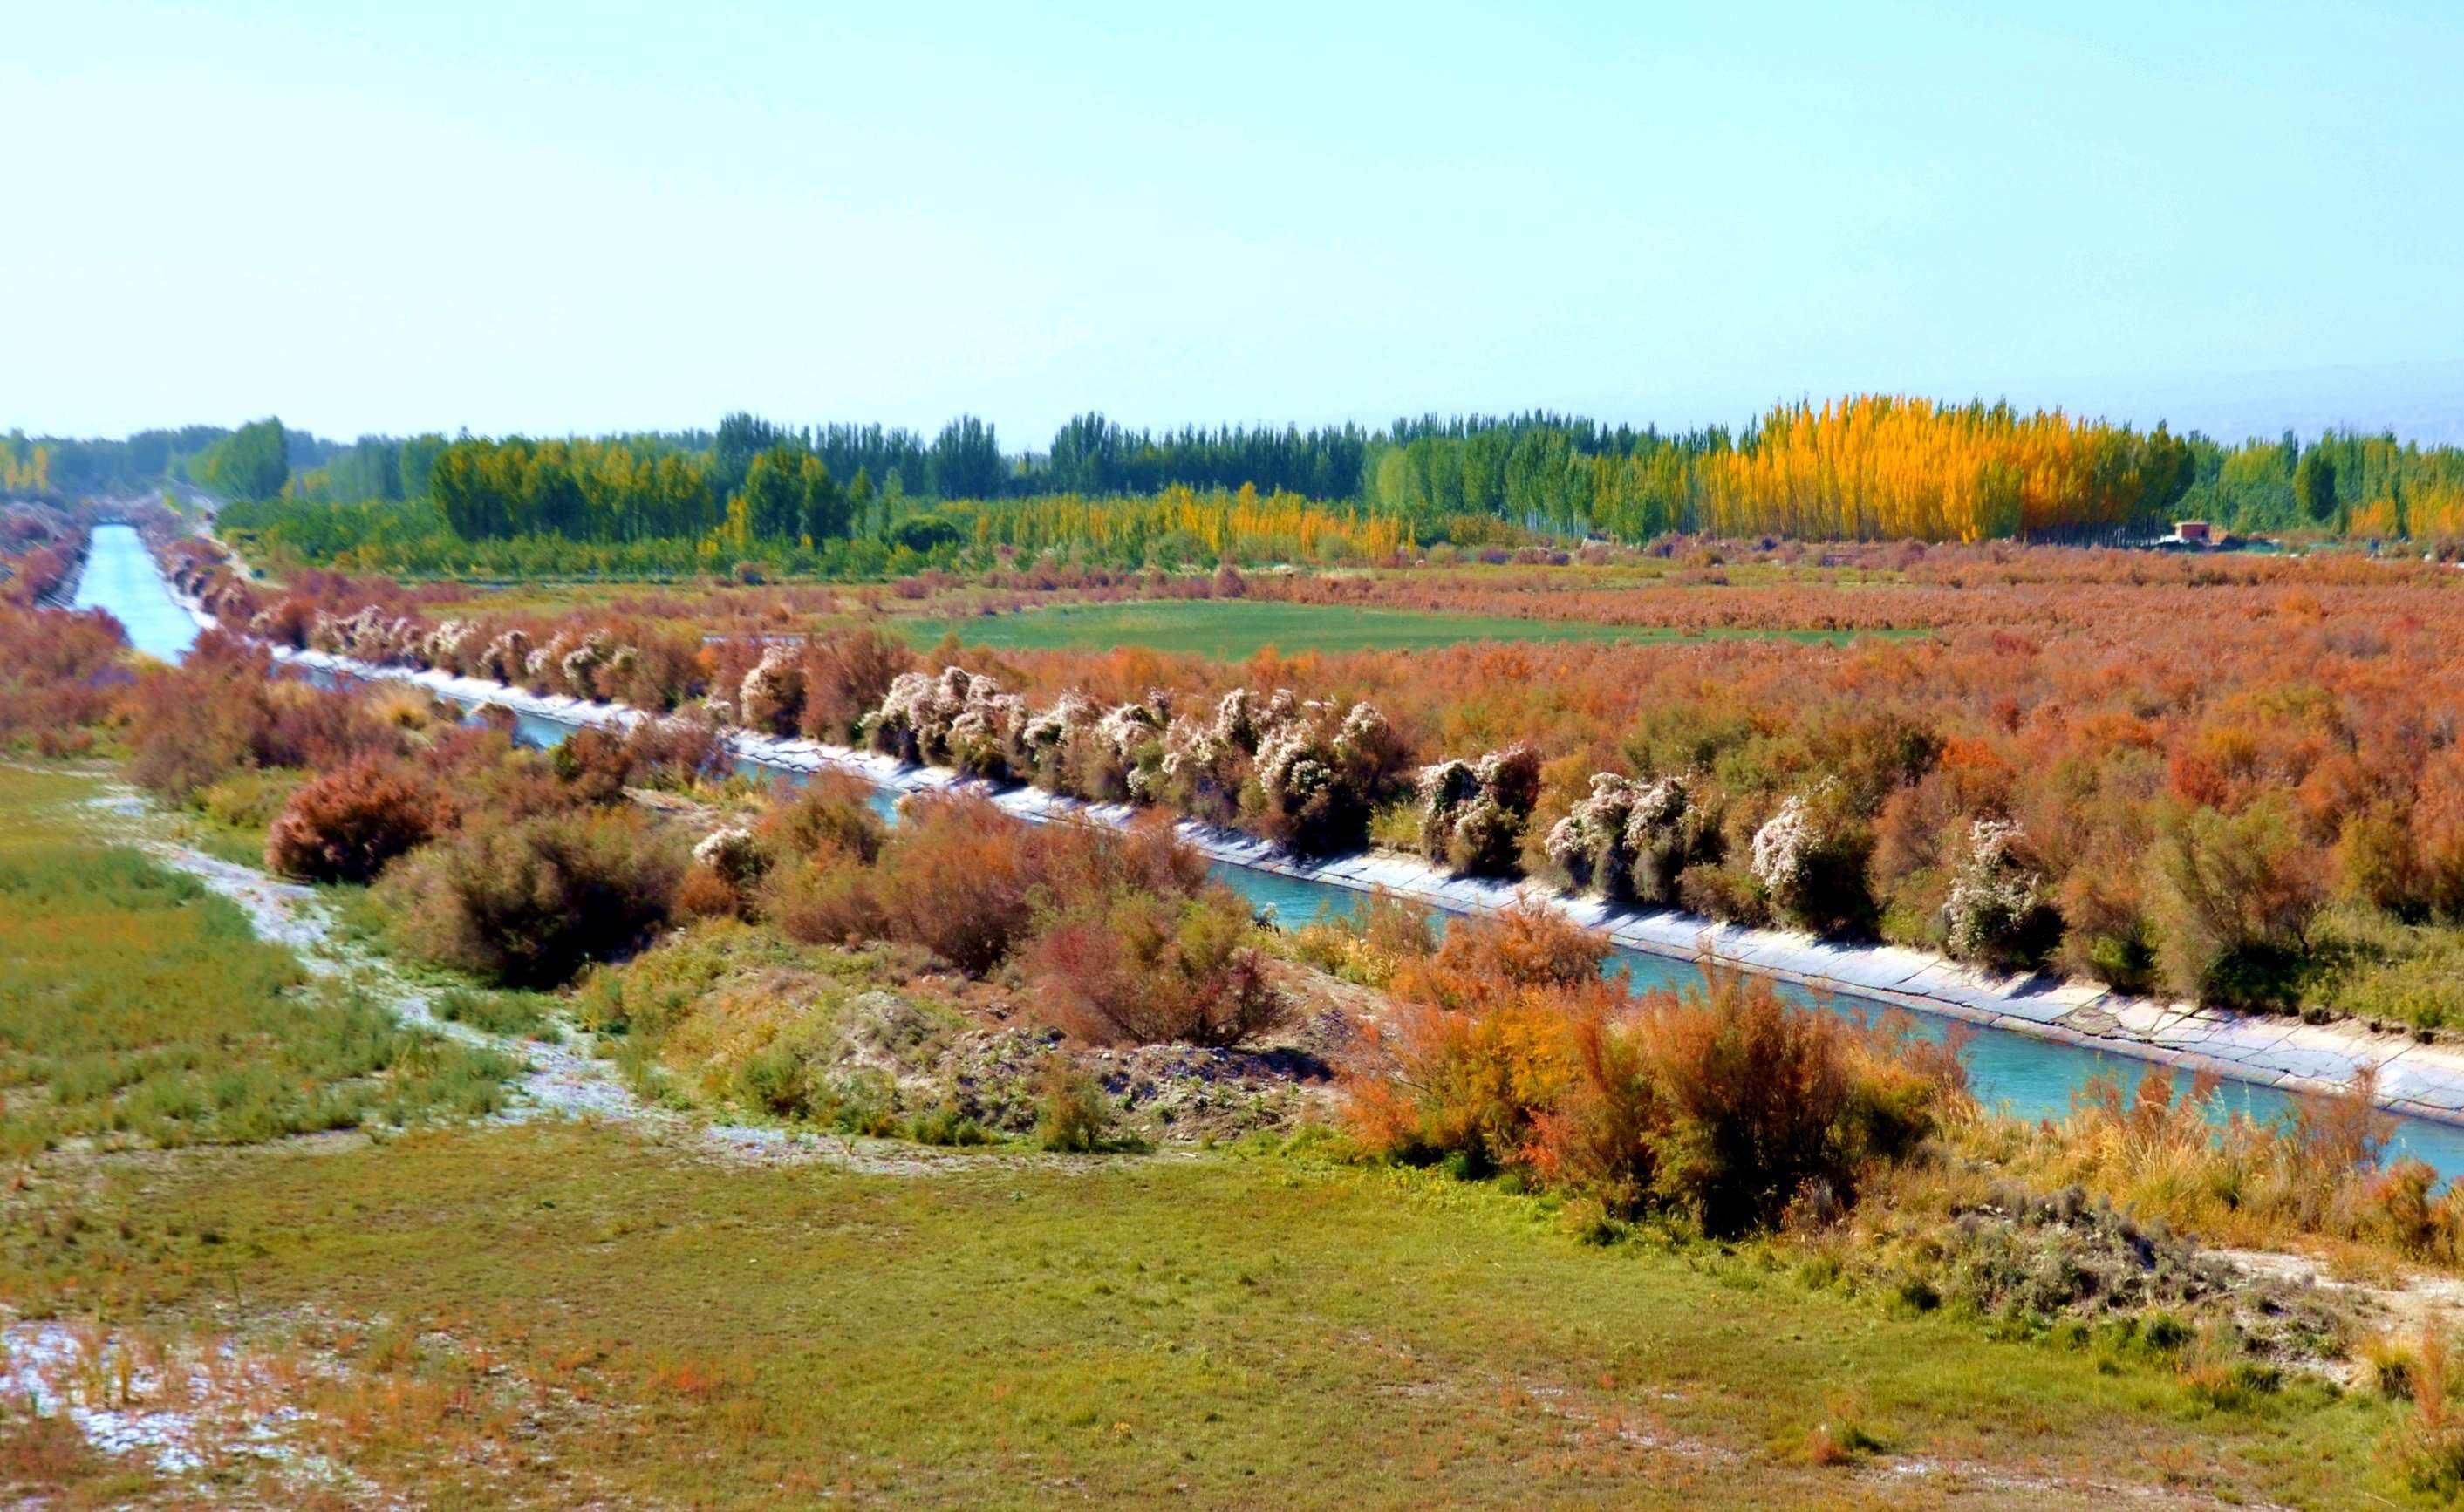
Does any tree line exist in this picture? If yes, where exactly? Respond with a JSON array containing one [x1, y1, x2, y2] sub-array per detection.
[[23, 401, 2464, 546]]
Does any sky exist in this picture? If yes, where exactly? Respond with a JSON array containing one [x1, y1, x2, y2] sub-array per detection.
[[6, 0, 2462, 446]]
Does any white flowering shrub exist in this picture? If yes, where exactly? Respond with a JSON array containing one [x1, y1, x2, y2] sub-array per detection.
[[1623, 774, 1711, 907], [1418, 745, 1541, 876], [861, 667, 1021, 777], [1416, 759, 1478, 857], [311, 605, 399, 662], [1019, 691, 1097, 785], [475, 629, 531, 684], [692, 825, 767, 889], [1942, 817, 2056, 969], [945, 689, 1027, 780], [842, 671, 1398, 852], [1093, 698, 1166, 760], [1050, 695, 1169, 800], [1750, 796, 1819, 900], [1212, 688, 1268, 751], [559, 630, 621, 700], [420, 618, 475, 673], [739, 644, 806, 735], [1545, 773, 1641, 892], [522, 635, 562, 689], [1247, 696, 1396, 855], [1154, 714, 1243, 822], [1750, 791, 1876, 935], [1542, 769, 1718, 904]]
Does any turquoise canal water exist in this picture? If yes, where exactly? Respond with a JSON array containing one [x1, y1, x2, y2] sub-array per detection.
[[85, 521, 2464, 1176], [71, 524, 200, 663], [1233, 869, 2464, 1175]]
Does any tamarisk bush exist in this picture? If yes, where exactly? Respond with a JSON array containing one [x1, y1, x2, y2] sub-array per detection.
[[1543, 771, 1722, 906], [1348, 905, 1967, 1237], [264, 757, 449, 884], [739, 645, 804, 734], [380, 807, 686, 988], [1026, 890, 1280, 1048], [2147, 797, 2324, 1009], [1419, 746, 1540, 876], [1750, 792, 1877, 936], [1247, 698, 1401, 855], [1942, 818, 2058, 970], [863, 666, 1027, 779]]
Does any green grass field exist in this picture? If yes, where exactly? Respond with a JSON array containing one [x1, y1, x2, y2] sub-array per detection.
[[0, 1120, 2404, 1509], [0, 766, 515, 1159], [899, 599, 1877, 657]]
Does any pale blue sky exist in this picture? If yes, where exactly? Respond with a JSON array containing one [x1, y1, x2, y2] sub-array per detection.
[[6, 1, 2461, 444]]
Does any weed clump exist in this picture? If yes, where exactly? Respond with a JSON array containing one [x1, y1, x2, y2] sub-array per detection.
[[2386, 1335, 2464, 1495], [1036, 1058, 1123, 1153]]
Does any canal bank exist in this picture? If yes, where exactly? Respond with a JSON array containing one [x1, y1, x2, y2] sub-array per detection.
[[93, 521, 2464, 1167]]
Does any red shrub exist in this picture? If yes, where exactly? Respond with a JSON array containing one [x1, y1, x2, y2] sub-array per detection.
[[124, 636, 406, 801], [0, 606, 124, 744], [754, 792, 1216, 982], [1026, 890, 1282, 1047], [264, 757, 452, 883], [866, 795, 1049, 974], [796, 627, 914, 744]]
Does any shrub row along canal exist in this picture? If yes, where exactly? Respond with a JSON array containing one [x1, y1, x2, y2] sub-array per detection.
[[70, 521, 2464, 1177]]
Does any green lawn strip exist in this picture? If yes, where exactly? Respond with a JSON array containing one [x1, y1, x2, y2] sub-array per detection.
[[0, 765, 520, 1155], [898, 599, 1887, 657], [3, 1121, 2395, 1508]]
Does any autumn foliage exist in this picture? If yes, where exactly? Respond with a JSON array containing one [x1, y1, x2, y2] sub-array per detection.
[[752, 793, 1279, 1046], [264, 758, 450, 884], [379, 807, 687, 988], [1697, 397, 2194, 541], [106, 518, 2464, 1019], [1349, 905, 1968, 1236], [0, 604, 123, 751]]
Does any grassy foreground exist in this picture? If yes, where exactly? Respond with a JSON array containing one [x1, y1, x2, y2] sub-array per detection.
[[897, 598, 1870, 657], [0, 1120, 2398, 1509]]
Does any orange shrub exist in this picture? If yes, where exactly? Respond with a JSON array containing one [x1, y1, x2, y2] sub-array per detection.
[[1346, 991, 1583, 1175], [755, 773, 886, 865], [798, 627, 914, 744], [863, 794, 1048, 974], [1389, 902, 1609, 1011], [1026, 890, 1281, 1048], [1351, 911, 1966, 1236], [760, 848, 887, 946]]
